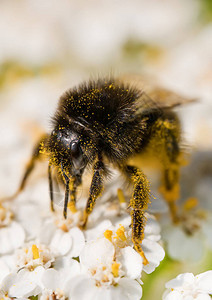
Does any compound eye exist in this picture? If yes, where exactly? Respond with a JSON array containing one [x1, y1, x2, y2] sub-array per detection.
[[70, 141, 81, 158]]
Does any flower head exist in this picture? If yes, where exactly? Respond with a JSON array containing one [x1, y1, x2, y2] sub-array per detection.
[[163, 271, 212, 300], [66, 238, 143, 300]]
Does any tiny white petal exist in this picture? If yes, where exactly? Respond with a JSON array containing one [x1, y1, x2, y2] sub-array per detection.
[[196, 271, 212, 293], [1, 273, 17, 293], [49, 229, 72, 256], [68, 227, 85, 257], [42, 268, 60, 290], [163, 290, 183, 300], [142, 238, 165, 274], [85, 219, 112, 241], [0, 222, 25, 254], [54, 257, 81, 280], [165, 273, 195, 289], [120, 246, 143, 279], [39, 221, 56, 244], [0, 257, 11, 282], [80, 238, 115, 269], [15, 202, 42, 239], [8, 267, 44, 297], [118, 277, 143, 300], [65, 275, 97, 300], [164, 227, 204, 261]]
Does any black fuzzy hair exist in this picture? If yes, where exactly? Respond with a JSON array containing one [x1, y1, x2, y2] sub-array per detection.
[[53, 78, 141, 130]]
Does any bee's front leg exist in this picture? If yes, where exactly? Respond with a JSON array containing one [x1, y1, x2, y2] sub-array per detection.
[[123, 165, 150, 264], [82, 160, 106, 228]]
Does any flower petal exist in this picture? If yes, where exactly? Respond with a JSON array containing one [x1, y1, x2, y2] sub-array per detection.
[[0, 222, 25, 254], [0, 257, 11, 282], [80, 238, 115, 269], [42, 268, 60, 290], [195, 293, 211, 300], [49, 229, 72, 256], [164, 226, 204, 261], [165, 273, 195, 289], [196, 270, 212, 294], [68, 227, 85, 257], [120, 246, 143, 279], [8, 267, 44, 297], [54, 256, 81, 280], [142, 238, 165, 274], [163, 290, 183, 300]]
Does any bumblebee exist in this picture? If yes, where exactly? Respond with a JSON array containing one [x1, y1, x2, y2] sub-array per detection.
[[6, 76, 193, 258]]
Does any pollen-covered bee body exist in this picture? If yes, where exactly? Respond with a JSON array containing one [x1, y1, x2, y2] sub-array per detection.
[[7, 76, 191, 260], [49, 79, 165, 170]]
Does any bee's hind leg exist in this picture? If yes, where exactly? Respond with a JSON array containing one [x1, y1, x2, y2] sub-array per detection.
[[155, 113, 185, 223], [122, 165, 150, 264], [1, 134, 49, 203]]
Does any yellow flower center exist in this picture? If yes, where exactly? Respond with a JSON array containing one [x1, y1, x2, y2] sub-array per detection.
[[115, 225, 127, 241], [111, 262, 120, 277], [32, 244, 40, 259], [104, 230, 113, 242]]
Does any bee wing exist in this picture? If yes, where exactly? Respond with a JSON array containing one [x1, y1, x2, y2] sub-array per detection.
[[147, 87, 196, 109], [117, 73, 196, 112]]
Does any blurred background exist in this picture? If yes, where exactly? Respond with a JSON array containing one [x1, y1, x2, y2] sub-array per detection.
[[0, 0, 212, 299]]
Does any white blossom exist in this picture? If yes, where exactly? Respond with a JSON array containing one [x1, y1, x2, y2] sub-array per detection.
[[14, 242, 56, 271], [85, 212, 165, 274], [39, 257, 80, 300], [39, 212, 85, 258], [162, 207, 212, 262], [67, 238, 143, 300], [0, 266, 45, 298], [163, 271, 212, 300]]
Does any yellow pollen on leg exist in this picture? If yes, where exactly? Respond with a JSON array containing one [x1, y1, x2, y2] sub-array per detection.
[[68, 201, 77, 213], [111, 262, 120, 277], [32, 244, 40, 260], [117, 188, 126, 203], [104, 230, 113, 242]]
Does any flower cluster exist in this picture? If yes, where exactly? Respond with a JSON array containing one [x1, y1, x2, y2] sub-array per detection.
[[163, 271, 212, 300], [0, 194, 166, 299]]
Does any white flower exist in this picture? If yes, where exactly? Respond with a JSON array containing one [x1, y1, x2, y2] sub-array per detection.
[[0, 256, 12, 282], [85, 213, 165, 274], [15, 242, 55, 271], [162, 204, 212, 262], [66, 238, 142, 300], [163, 271, 212, 300], [0, 266, 45, 298], [39, 257, 80, 300], [163, 224, 204, 262], [39, 212, 85, 258], [0, 204, 25, 255]]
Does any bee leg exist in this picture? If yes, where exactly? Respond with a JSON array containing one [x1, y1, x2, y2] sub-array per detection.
[[60, 162, 70, 219], [48, 164, 54, 212], [156, 116, 183, 223], [68, 178, 78, 213], [123, 165, 150, 264], [160, 167, 180, 223], [1, 134, 49, 202], [82, 160, 105, 228]]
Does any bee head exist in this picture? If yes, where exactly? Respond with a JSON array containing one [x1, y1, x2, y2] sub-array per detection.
[[48, 127, 89, 177]]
